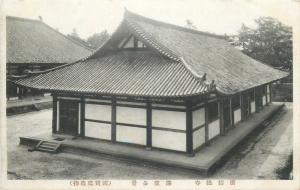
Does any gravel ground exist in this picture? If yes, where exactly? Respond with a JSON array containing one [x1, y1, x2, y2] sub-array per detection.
[[6, 103, 293, 179]]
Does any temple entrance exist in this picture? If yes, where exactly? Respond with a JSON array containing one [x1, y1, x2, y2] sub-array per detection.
[[222, 98, 231, 132], [59, 100, 79, 135]]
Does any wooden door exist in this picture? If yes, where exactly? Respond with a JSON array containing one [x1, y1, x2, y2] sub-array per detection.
[[59, 100, 78, 135]]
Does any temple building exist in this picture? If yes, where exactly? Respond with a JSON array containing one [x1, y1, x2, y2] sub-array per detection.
[[6, 16, 92, 99], [12, 11, 288, 155]]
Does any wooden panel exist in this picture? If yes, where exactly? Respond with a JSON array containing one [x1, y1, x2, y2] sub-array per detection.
[[193, 127, 205, 149], [234, 109, 241, 124], [85, 121, 111, 140], [262, 95, 266, 106], [85, 104, 111, 121], [192, 107, 205, 129], [152, 129, 186, 151], [116, 106, 146, 126], [116, 125, 146, 145], [152, 110, 186, 130], [251, 101, 255, 113], [208, 119, 220, 140]]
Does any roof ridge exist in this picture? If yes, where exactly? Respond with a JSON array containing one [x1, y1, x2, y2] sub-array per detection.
[[6, 15, 41, 23], [124, 10, 225, 40], [7, 15, 93, 52], [39, 21, 94, 52]]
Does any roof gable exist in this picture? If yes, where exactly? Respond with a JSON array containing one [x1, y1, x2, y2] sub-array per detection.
[[87, 11, 288, 95]]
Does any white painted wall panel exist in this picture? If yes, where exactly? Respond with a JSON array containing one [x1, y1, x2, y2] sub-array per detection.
[[234, 109, 241, 124], [116, 125, 146, 145], [85, 121, 111, 140], [192, 108, 205, 128], [251, 101, 255, 113], [193, 127, 205, 149], [262, 96, 266, 106], [116, 107, 146, 126], [85, 104, 111, 121], [208, 119, 220, 140], [152, 130, 186, 151], [152, 110, 186, 130]]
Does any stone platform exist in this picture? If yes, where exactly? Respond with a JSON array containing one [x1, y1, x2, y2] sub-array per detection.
[[20, 104, 284, 176]]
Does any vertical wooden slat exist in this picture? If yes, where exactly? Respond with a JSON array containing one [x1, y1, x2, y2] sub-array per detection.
[[204, 98, 209, 145], [52, 95, 57, 133], [80, 97, 85, 137], [269, 83, 273, 103], [111, 97, 116, 142], [146, 101, 152, 148], [219, 98, 224, 135], [229, 97, 233, 127], [240, 93, 243, 121], [186, 103, 194, 155]]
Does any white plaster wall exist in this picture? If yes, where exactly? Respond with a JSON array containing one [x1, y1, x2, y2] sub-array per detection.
[[116, 107, 146, 126], [193, 127, 205, 149], [268, 93, 271, 103], [116, 125, 146, 145], [85, 104, 111, 121], [85, 121, 111, 140], [262, 96, 266, 106], [208, 119, 220, 140], [152, 110, 186, 130], [234, 109, 241, 124], [251, 101, 255, 113], [152, 130, 186, 151], [192, 108, 205, 128]]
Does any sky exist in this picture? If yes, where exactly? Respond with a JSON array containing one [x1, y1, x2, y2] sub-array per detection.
[[2, 0, 299, 39]]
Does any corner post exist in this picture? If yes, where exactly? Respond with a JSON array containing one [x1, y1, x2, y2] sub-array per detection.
[[146, 101, 152, 148], [111, 97, 117, 142], [52, 95, 57, 133], [80, 97, 85, 137], [204, 97, 209, 145], [186, 102, 194, 156]]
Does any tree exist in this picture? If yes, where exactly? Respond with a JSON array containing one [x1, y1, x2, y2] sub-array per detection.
[[185, 19, 197, 30], [67, 28, 91, 48], [86, 30, 110, 49], [237, 17, 292, 71]]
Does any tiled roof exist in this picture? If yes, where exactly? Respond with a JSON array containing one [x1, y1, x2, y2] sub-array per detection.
[[6, 16, 93, 64], [14, 51, 213, 97], [121, 11, 288, 94], [12, 11, 288, 97]]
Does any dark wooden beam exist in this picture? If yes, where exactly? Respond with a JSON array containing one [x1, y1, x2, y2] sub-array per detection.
[[219, 99, 225, 135], [52, 95, 57, 133], [146, 102, 152, 148], [111, 97, 117, 142], [186, 104, 194, 156], [80, 97, 85, 137], [204, 98, 209, 145]]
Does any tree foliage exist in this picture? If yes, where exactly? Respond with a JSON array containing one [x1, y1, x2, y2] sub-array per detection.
[[86, 30, 110, 49], [237, 17, 292, 70]]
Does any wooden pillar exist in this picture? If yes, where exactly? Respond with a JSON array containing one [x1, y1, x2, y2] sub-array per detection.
[[111, 97, 117, 142], [146, 101, 152, 148], [80, 97, 85, 137], [52, 95, 57, 133], [186, 103, 194, 155], [219, 99, 225, 135], [240, 93, 243, 121], [254, 88, 258, 113], [204, 98, 209, 145], [269, 83, 273, 103], [229, 97, 233, 127]]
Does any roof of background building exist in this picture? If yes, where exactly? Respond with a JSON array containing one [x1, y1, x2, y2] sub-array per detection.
[[6, 16, 93, 64], [13, 11, 288, 97]]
